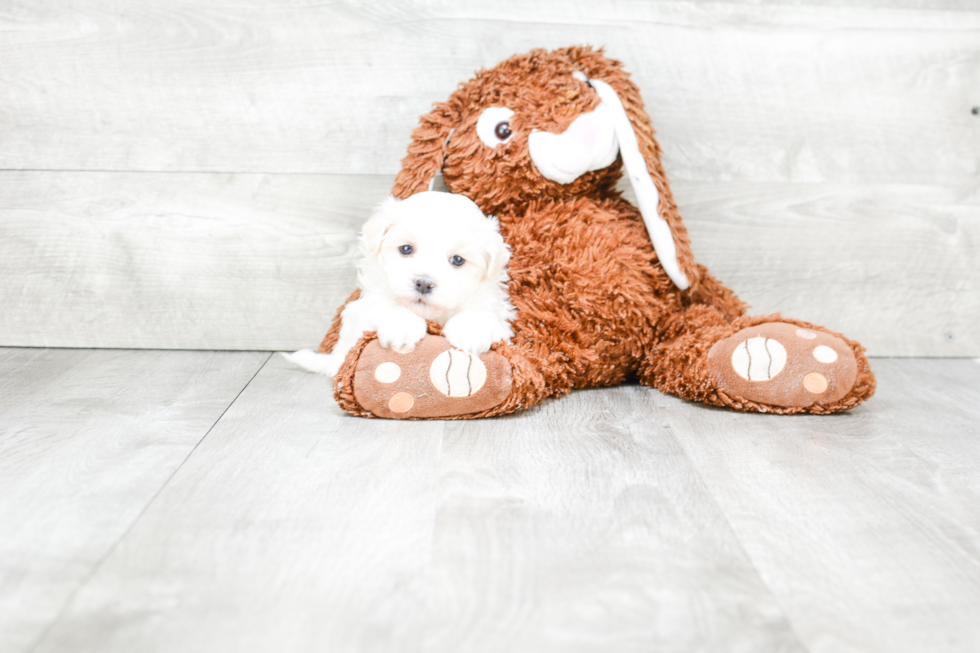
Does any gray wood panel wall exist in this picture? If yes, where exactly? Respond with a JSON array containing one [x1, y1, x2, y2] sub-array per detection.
[[1, 1, 977, 355]]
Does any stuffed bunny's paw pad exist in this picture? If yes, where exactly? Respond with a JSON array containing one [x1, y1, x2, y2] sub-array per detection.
[[352, 335, 511, 419], [706, 322, 858, 408]]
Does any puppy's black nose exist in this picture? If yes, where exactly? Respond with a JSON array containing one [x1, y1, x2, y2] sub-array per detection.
[[414, 276, 436, 295]]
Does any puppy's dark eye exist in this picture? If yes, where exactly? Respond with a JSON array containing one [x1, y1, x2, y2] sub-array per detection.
[[494, 122, 512, 141], [399, 245, 413, 256], [450, 255, 465, 267]]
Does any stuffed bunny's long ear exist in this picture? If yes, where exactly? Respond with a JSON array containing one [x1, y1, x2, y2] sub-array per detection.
[[391, 99, 460, 199], [581, 72, 699, 291]]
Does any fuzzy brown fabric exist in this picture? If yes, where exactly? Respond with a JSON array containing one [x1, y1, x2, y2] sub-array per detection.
[[326, 46, 875, 417]]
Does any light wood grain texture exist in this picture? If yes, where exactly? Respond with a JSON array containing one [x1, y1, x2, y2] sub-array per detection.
[[1, 171, 976, 355], [2, 1, 977, 355], [29, 353, 803, 653], [652, 358, 980, 652], [0, 171, 374, 351], [1, 1, 976, 184], [670, 181, 980, 357], [0, 348, 268, 653]]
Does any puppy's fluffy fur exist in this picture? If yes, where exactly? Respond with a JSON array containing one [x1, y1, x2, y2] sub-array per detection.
[[284, 191, 515, 377]]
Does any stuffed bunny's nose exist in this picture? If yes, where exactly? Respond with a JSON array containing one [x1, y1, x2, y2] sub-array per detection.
[[566, 113, 599, 148]]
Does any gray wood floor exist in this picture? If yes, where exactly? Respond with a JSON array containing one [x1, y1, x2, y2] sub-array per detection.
[[2, 349, 979, 653]]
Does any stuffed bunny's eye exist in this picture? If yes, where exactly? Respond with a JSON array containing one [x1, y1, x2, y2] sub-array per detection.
[[450, 255, 465, 267], [477, 107, 515, 147], [399, 245, 413, 256]]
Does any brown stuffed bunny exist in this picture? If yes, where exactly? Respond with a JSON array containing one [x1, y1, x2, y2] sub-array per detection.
[[320, 46, 875, 419]]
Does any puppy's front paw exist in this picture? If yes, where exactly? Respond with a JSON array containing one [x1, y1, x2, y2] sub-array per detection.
[[443, 312, 512, 355], [376, 313, 428, 350]]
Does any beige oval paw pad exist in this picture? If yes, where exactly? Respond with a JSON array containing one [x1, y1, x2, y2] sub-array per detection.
[[430, 349, 487, 397], [731, 337, 787, 381], [812, 345, 838, 363], [803, 372, 828, 394], [374, 362, 401, 383], [391, 343, 415, 354], [796, 328, 818, 340], [388, 392, 414, 414]]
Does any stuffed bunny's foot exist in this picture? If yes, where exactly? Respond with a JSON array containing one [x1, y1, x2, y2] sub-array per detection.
[[345, 335, 512, 419], [706, 322, 858, 409]]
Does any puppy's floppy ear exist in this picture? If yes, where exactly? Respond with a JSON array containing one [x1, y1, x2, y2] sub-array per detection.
[[574, 49, 701, 291], [391, 93, 464, 199], [360, 195, 401, 256], [481, 216, 511, 281]]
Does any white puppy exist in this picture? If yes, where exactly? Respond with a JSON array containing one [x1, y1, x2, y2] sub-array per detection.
[[283, 191, 515, 377]]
